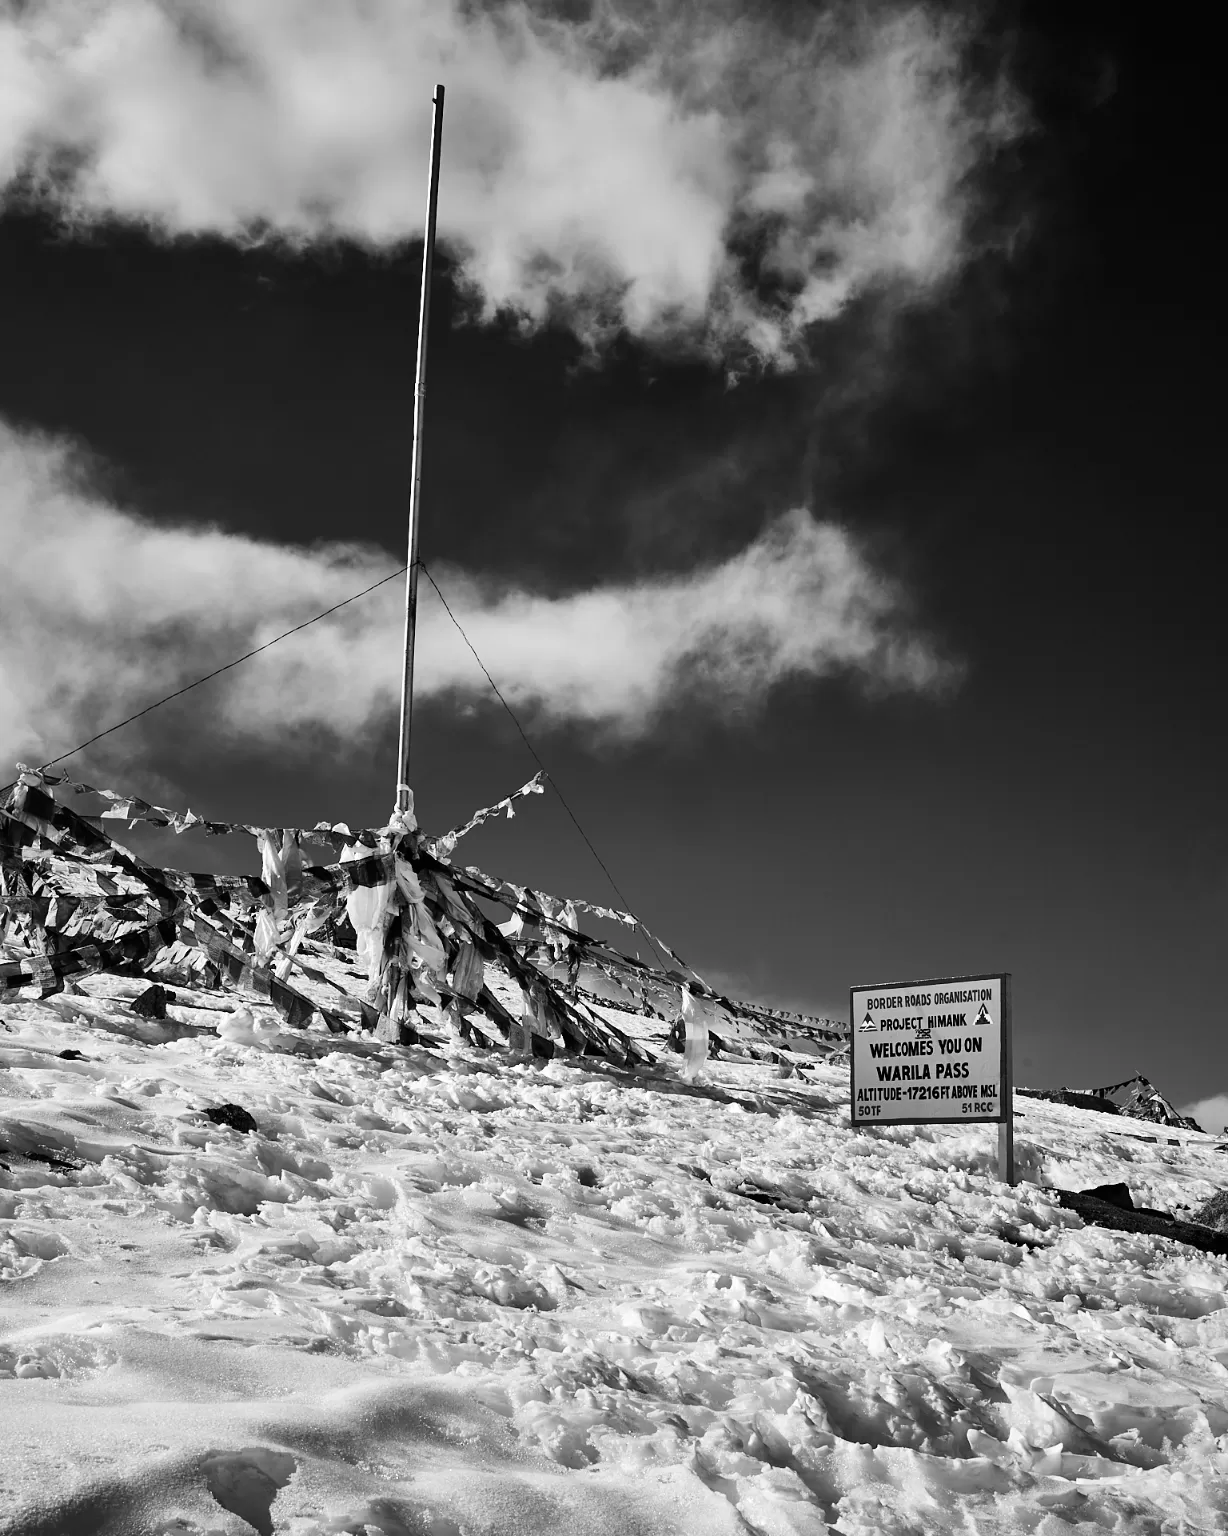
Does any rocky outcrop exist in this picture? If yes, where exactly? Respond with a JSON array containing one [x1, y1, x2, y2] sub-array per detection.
[[1057, 1183, 1228, 1256], [1192, 1189, 1228, 1233], [1020, 1074, 1202, 1132]]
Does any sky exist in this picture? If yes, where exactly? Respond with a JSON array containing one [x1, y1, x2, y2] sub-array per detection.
[[0, 1, 1222, 1113]]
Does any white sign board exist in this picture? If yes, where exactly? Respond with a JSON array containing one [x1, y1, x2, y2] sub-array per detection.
[[850, 973, 1011, 1127]]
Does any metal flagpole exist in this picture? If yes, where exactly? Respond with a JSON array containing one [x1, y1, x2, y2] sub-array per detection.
[[395, 83, 445, 815]]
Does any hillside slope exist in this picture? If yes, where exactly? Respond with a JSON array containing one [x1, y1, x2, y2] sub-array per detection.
[[3, 983, 1227, 1536]]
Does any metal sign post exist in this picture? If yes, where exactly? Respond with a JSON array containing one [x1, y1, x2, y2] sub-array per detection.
[[998, 972, 1014, 1185], [395, 84, 446, 815], [849, 971, 1015, 1186]]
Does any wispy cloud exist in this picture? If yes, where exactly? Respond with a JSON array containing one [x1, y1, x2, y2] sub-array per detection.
[[0, 421, 956, 772], [1179, 1095, 1228, 1136], [0, 0, 1021, 361]]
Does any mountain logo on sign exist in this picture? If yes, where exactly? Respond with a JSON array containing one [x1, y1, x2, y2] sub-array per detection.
[[974, 1002, 992, 1026], [859, 1011, 877, 1034]]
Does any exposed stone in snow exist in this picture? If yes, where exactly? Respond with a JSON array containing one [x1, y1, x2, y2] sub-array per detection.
[[132, 982, 173, 1020]]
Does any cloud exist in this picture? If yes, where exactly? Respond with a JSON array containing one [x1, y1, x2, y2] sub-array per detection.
[[0, 0, 1021, 361], [1179, 1095, 1228, 1136], [0, 420, 956, 773]]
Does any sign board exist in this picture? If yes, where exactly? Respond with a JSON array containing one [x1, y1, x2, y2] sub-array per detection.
[[850, 972, 1011, 1129]]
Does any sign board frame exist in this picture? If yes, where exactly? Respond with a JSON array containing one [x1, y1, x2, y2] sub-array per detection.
[[849, 971, 1014, 1183]]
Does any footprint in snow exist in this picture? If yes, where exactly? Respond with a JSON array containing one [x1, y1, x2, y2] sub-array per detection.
[[0, 1335, 117, 1380]]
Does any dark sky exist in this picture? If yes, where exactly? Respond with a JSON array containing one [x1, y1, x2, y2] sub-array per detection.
[[0, 3, 1221, 1107]]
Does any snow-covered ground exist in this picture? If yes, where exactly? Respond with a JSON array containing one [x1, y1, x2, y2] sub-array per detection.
[[3, 983, 1228, 1536]]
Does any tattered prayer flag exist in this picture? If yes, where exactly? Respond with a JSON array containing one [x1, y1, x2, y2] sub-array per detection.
[[681, 988, 710, 1082], [450, 940, 486, 1001], [4, 765, 847, 1067]]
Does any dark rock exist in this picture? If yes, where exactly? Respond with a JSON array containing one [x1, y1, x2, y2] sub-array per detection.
[[1192, 1190, 1228, 1233], [22, 1147, 85, 1172], [1017, 1088, 1120, 1115], [202, 1102, 258, 1135], [731, 1179, 809, 1215], [1077, 1182, 1175, 1221], [1081, 1182, 1134, 1210], [58, 1049, 86, 1061], [1056, 1190, 1228, 1256], [130, 984, 170, 1020]]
